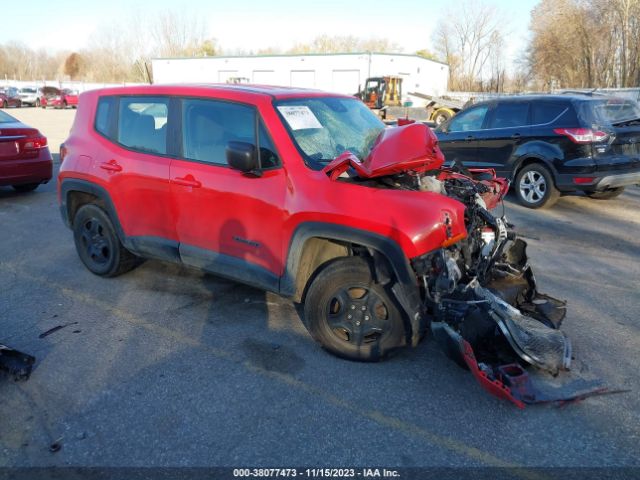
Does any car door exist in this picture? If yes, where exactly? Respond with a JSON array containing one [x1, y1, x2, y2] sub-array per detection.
[[435, 104, 490, 166], [92, 95, 177, 258], [474, 100, 531, 177], [170, 97, 286, 291]]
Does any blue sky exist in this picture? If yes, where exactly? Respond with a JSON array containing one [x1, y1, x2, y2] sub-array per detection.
[[4, 0, 539, 67]]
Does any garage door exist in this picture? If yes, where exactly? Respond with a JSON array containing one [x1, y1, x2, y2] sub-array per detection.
[[331, 70, 360, 95], [290, 70, 315, 89]]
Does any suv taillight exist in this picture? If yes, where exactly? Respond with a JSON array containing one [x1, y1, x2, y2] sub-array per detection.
[[554, 128, 608, 144]]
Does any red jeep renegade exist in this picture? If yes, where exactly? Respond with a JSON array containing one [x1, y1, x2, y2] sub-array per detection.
[[59, 85, 580, 404]]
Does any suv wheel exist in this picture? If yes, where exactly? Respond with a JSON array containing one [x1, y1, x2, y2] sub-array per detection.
[[73, 204, 140, 277], [303, 256, 407, 361], [586, 187, 625, 200], [515, 163, 560, 209]]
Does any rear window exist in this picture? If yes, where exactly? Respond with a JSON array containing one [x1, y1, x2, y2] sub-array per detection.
[[0, 110, 15, 123], [579, 99, 640, 126], [488, 102, 529, 128], [118, 97, 168, 155], [531, 103, 567, 124], [95, 97, 116, 137]]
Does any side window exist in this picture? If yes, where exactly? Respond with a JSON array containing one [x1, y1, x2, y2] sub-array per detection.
[[95, 97, 116, 139], [258, 120, 280, 168], [531, 103, 567, 125], [447, 105, 489, 132], [182, 99, 255, 165], [118, 97, 168, 155], [488, 102, 529, 128]]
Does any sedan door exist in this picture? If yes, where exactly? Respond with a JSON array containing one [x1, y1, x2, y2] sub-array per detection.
[[435, 104, 490, 166], [170, 98, 286, 291]]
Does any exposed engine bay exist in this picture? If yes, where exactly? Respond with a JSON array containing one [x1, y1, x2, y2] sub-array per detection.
[[324, 122, 611, 407]]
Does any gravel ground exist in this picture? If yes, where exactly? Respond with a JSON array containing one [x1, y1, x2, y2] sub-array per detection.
[[1, 108, 639, 475]]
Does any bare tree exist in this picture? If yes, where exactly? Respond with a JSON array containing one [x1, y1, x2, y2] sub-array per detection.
[[432, 0, 506, 91], [287, 35, 401, 54]]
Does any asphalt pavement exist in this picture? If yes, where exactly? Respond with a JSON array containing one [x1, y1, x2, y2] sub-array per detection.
[[1, 108, 639, 475]]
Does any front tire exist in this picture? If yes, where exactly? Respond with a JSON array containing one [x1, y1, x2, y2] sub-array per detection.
[[73, 204, 139, 277], [35, 99, 41, 108], [586, 187, 625, 200], [303, 256, 407, 361], [515, 163, 560, 209]]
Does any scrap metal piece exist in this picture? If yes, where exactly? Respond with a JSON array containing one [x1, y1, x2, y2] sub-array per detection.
[[474, 284, 572, 374], [0, 343, 35, 381], [433, 324, 615, 408]]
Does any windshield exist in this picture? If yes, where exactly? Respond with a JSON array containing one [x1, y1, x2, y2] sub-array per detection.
[[580, 98, 640, 126], [275, 96, 385, 169], [20, 88, 37, 94]]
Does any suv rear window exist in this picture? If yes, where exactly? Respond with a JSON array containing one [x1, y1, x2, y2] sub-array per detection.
[[488, 102, 529, 128], [531, 103, 567, 124], [579, 99, 640, 126], [118, 97, 168, 155], [95, 97, 116, 137]]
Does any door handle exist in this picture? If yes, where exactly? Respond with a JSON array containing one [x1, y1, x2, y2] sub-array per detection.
[[172, 175, 202, 188], [511, 133, 521, 139], [100, 160, 122, 172], [465, 136, 475, 141]]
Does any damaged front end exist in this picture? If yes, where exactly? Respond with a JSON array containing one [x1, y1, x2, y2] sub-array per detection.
[[325, 122, 608, 407]]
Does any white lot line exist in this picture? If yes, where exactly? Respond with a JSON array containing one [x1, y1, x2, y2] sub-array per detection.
[[0, 259, 546, 479]]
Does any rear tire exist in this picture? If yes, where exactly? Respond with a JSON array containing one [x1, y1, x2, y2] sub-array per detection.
[[303, 256, 407, 362], [35, 99, 40, 108], [12, 183, 39, 192], [1, 100, 6, 108], [515, 163, 560, 209], [586, 187, 625, 200], [73, 204, 139, 277]]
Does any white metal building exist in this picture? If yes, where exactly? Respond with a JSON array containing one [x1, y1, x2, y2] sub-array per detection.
[[151, 52, 449, 98]]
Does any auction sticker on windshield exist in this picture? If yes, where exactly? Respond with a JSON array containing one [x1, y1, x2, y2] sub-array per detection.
[[277, 106, 323, 130]]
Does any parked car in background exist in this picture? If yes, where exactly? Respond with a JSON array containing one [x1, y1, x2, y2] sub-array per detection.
[[0, 87, 22, 108], [0, 109, 52, 192], [18, 87, 40, 107], [39, 86, 61, 108], [39, 86, 78, 109], [435, 93, 640, 208], [60, 88, 79, 108]]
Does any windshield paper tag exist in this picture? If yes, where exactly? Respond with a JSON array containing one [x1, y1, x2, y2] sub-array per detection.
[[277, 106, 323, 130]]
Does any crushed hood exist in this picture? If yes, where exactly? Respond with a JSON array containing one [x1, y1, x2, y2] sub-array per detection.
[[323, 123, 445, 180]]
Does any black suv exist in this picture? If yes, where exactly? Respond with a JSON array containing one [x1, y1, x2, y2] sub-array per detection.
[[435, 94, 640, 208]]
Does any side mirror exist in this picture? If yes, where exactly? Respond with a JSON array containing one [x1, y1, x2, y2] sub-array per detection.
[[227, 141, 260, 175]]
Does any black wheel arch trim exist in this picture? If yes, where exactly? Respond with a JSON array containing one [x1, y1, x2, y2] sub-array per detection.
[[60, 179, 122, 232], [281, 222, 424, 345]]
